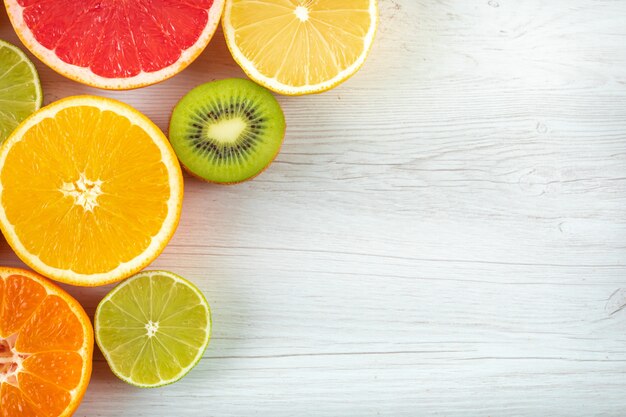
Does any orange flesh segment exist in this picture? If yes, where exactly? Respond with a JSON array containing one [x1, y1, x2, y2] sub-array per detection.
[[1, 105, 171, 276], [16, 295, 84, 353], [18, 373, 71, 417], [1, 384, 40, 417], [0, 275, 46, 338], [21, 352, 83, 390]]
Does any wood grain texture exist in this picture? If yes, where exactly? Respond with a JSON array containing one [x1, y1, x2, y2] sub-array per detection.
[[2, 0, 626, 415]]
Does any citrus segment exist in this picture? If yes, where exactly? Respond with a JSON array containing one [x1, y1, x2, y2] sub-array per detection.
[[0, 96, 183, 286], [95, 271, 211, 388], [1, 384, 40, 417], [0, 267, 93, 417], [16, 296, 85, 352], [0, 39, 42, 143], [223, 0, 378, 95], [0, 273, 46, 336], [17, 372, 71, 417], [21, 351, 83, 391], [5, 0, 225, 89]]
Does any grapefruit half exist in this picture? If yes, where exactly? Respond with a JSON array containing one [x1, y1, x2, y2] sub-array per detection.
[[4, 0, 225, 90]]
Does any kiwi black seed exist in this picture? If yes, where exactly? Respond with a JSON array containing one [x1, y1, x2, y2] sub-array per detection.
[[168, 78, 286, 184]]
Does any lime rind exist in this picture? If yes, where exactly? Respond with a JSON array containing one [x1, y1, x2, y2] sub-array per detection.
[[95, 270, 212, 388], [0, 39, 42, 143]]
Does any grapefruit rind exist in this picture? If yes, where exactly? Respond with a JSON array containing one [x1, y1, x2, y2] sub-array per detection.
[[222, 0, 378, 96], [4, 0, 225, 90], [95, 270, 212, 388], [0, 96, 184, 286], [0, 267, 93, 417]]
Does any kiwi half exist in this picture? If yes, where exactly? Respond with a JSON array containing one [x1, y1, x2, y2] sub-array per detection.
[[169, 78, 286, 184]]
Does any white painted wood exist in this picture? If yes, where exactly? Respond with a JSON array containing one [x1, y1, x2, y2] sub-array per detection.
[[3, 0, 626, 415]]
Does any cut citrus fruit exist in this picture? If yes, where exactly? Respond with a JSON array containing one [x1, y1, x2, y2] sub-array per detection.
[[5, 0, 225, 90], [0, 39, 42, 143], [223, 0, 378, 95], [95, 270, 211, 388], [0, 267, 93, 417], [0, 96, 184, 286]]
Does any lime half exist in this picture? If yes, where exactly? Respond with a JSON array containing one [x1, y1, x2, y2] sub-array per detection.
[[0, 39, 42, 143], [95, 271, 212, 388]]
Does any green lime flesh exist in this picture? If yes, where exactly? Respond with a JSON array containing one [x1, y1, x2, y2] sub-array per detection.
[[95, 271, 211, 388], [0, 39, 42, 143], [169, 78, 286, 184]]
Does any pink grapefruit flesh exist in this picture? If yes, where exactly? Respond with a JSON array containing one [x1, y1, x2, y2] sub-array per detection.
[[5, 0, 225, 89]]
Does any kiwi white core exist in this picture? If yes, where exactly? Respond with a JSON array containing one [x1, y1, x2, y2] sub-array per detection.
[[60, 173, 103, 211], [294, 6, 309, 22], [207, 117, 248, 144]]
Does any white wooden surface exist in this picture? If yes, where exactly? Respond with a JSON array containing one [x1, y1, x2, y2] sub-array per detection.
[[3, 0, 626, 415]]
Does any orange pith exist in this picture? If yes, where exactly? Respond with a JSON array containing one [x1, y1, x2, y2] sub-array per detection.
[[0, 267, 93, 417], [0, 96, 184, 286]]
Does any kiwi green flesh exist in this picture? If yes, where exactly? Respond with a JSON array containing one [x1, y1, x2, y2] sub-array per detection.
[[169, 78, 286, 184]]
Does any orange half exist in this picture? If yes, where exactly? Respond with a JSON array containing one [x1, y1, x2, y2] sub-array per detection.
[[0, 267, 93, 417], [0, 96, 184, 286]]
